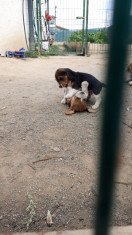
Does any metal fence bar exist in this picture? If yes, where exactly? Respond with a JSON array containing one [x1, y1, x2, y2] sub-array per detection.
[[85, 0, 89, 55], [39, 0, 42, 50], [81, 0, 86, 54], [36, 0, 40, 51], [95, 0, 131, 235]]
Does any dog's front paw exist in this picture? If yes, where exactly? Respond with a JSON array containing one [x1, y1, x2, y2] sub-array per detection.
[[61, 98, 66, 104], [92, 104, 98, 109]]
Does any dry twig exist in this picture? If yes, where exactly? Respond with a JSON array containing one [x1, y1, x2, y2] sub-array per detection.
[[114, 181, 132, 186], [32, 155, 62, 164], [121, 121, 132, 129]]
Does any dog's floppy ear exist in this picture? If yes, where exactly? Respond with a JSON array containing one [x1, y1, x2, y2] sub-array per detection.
[[65, 69, 81, 89], [55, 68, 67, 79], [65, 69, 75, 82]]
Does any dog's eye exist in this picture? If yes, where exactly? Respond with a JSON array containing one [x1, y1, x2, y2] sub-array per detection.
[[60, 77, 64, 81]]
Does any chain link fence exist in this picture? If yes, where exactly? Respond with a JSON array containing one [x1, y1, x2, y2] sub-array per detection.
[[32, 0, 132, 55], [47, 0, 113, 55], [46, 0, 85, 55]]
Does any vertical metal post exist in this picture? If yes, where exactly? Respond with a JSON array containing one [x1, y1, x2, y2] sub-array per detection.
[[39, 0, 42, 50], [28, 0, 34, 49], [81, 0, 86, 54], [54, 5, 57, 41], [85, 0, 89, 55], [47, 0, 49, 31], [95, 0, 131, 235], [36, 0, 40, 51], [22, 0, 28, 49]]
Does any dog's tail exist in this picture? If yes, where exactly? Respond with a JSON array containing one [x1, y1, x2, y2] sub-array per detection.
[[101, 82, 107, 88]]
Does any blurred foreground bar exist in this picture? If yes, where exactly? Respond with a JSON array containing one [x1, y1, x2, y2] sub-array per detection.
[[95, 0, 131, 235]]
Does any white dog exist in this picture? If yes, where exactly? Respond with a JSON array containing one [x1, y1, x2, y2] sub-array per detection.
[[61, 81, 89, 104]]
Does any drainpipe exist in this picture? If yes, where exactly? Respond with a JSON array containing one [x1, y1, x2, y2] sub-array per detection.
[[39, 0, 42, 50], [28, 0, 35, 49], [36, 0, 40, 51]]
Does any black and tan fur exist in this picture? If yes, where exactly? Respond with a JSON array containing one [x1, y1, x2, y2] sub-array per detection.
[[55, 68, 106, 109]]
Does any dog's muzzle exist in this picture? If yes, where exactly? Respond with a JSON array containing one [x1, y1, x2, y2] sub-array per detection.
[[59, 84, 68, 88]]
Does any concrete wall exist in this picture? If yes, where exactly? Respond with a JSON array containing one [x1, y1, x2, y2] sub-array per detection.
[[0, 0, 29, 54]]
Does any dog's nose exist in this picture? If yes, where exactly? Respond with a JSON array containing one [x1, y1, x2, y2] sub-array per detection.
[[59, 85, 62, 88], [80, 91, 85, 94]]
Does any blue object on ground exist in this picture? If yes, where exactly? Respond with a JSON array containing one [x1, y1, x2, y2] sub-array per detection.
[[7, 51, 15, 57], [7, 49, 26, 60], [19, 48, 25, 52], [14, 50, 26, 60]]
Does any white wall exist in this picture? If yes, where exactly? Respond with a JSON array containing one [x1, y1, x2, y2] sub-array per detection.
[[0, 0, 29, 54]]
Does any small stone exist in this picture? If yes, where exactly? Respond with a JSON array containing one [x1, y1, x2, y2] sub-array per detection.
[[53, 147, 60, 152], [46, 210, 53, 226]]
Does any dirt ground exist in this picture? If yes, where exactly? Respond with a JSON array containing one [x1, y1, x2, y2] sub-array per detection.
[[0, 55, 132, 233]]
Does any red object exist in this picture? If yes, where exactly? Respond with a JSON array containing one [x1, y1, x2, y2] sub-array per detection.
[[45, 12, 52, 22]]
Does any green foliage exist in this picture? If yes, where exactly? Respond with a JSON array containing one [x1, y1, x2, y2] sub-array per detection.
[[68, 30, 83, 42], [68, 29, 110, 44], [25, 50, 39, 58], [40, 50, 49, 57], [35, 41, 38, 48], [49, 45, 66, 55], [26, 193, 36, 230], [49, 45, 60, 54]]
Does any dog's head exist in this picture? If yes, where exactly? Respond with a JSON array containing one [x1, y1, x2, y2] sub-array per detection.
[[55, 68, 80, 89], [127, 63, 132, 73], [55, 68, 70, 88], [65, 91, 96, 115], [65, 90, 87, 114], [70, 95, 87, 112], [75, 91, 88, 100]]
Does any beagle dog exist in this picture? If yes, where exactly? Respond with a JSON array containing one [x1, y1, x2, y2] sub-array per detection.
[[63, 81, 96, 115], [55, 68, 106, 109]]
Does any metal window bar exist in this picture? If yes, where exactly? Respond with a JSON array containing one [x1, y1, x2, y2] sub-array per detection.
[[95, 0, 131, 235]]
